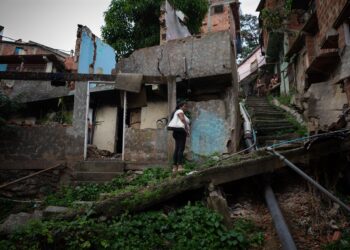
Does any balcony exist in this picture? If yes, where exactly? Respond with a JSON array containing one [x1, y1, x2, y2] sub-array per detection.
[[306, 51, 340, 84], [320, 28, 339, 49]]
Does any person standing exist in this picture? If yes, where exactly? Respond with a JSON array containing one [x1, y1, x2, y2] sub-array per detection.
[[168, 101, 190, 173]]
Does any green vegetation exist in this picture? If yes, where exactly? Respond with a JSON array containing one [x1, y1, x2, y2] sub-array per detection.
[[239, 14, 259, 62], [323, 228, 350, 250], [286, 114, 307, 136], [0, 203, 264, 250], [261, 0, 293, 31], [0, 91, 23, 133], [45, 168, 172, 207], [102, 0, 208, 57], [267, 94, 307, 136], [275, 94, 292, 107]]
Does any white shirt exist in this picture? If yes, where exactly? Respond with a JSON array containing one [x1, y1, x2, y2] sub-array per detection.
[[168, 109, 190, 129]]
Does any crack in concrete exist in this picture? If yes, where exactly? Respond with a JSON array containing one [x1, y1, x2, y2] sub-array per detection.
[[157, 46, 165, 77]]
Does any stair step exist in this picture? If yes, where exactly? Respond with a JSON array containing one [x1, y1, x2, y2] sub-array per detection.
[[74, 160, 125, 172], [75, 172, 122, 182], [257, 134, 300, 146], [254, 119, 290, 124], [255, 123, 293, 128], [253, 112, 286, 118], [257, 126, 295, 135]]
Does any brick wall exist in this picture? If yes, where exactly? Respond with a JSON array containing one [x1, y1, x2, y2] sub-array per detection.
[[201, 4, 231, 34], [0, 43, 51, 56], [315, 0, 347, 42]]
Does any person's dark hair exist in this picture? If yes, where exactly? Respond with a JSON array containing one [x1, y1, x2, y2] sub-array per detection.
[[176, 101, 187, 109]]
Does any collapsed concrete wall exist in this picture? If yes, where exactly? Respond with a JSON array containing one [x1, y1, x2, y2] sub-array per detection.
[[75, 25, 116, 75], [304, 81, 347, 131], [119, 31, 233, 79]]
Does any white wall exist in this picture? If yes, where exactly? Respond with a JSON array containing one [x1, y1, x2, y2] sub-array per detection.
[[140, 102, 168, 129], [93, 105, 117, 152], [237, 48, 266, 82]]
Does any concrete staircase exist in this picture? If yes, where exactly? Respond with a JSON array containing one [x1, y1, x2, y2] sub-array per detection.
[[246, 97, 298, 146], [73, 160, 125, 184]]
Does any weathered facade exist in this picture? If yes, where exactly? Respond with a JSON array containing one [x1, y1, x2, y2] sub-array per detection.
[[1, 6, 241, 186], [257, 0, 350, 132], [119, 31, 240, 161], [0, 26, 117, 193]]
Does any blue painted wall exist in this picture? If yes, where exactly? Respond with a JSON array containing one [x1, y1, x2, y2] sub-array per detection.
[[0, 64, 7, 72], [190, 108, 229, 156], [77, 30, 116, 75]]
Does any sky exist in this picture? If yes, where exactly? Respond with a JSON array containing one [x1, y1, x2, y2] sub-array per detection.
[[0, 0, 259, 52]]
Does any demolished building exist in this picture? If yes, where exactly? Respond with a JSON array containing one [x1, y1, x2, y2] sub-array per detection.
[[0, 0, 241, 194]]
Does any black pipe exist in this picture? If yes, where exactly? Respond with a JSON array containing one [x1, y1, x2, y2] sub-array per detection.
[[264, 185, 297, 250], [240, 102, 297, 248], [267, 147, 350, 213]]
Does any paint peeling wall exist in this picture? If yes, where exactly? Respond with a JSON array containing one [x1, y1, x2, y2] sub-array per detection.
[[304, 82, 347, 131], [188, 99, 230, 157], [75, 25, 116, 75], [92, 105, 117, 152], [140, 102, 168, 129]]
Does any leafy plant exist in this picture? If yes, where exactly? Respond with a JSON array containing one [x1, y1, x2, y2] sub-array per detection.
[[44, 168, 172, 207], [323, 228, 350, 250], [0, 91, 23, 133], [261, 0, 293, 31], [238, 14, 259, 63], [102, 0, 208, 57], [0, 203, 265, 249]]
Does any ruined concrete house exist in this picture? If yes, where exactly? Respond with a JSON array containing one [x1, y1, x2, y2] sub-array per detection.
[[120, 0, 241, 163], [0, 25, 118, 194], [0, 0, 242, 194], [257, 0, 350, 132]]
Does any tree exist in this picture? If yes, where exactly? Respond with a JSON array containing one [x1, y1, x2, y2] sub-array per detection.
[[238, 14, 260, 62], [0, 91, 22, 133], [102, 0, 208, 58]]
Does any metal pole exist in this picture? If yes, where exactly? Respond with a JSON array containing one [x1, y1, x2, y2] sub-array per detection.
[[0, 163, 65, 189], [264, 185, 298, 250], [267, 147, 350, 213], [122, 91, 127, 161]]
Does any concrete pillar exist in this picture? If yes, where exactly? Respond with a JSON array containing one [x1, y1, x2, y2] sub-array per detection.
[[167, 76, 177, 163], [72, 81, 89, 159]]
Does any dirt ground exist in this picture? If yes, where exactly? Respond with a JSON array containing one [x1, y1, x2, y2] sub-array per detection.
[[225, 174, 349, 250]]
